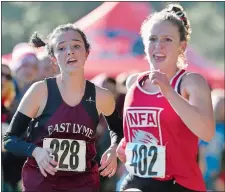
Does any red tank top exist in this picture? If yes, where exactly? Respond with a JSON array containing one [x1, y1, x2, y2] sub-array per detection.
[[123, 70, 206, 191]]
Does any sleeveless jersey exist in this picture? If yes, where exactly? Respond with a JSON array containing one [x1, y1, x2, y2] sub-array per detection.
[[25, 77, 99, 177], [123, 69, 206, 191]]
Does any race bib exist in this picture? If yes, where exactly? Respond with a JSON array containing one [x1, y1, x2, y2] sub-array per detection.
[[43, 138, 86, 172], [125, 142, 165, 178]]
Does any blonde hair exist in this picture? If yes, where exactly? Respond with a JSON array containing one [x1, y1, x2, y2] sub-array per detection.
[[140, 3, 191, 69]]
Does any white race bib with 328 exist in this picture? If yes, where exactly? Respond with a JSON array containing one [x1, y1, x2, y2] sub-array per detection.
[[43, 138, 86, 172], [125, 142, 166, 178]]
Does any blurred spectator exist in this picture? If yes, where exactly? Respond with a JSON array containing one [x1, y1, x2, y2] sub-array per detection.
[[92, 73, 118, 98], [115, 72, 130, 117], [115, 71, 139, 117], [10, 43, 39, 85], [1, 61, 17, 192], [214, 147, 225, 191], [102, 77, 118, 99], [116, 72, 128, 95], [9, 43, 40, 114], [91, 74, 119, 143], [199, 89, 225, 190], [2, 43, 38, 192], [2, 150, 26, 192], [1, 63, 16, 123], [91, 74, 119, 192], [37, 51, 58, 80]]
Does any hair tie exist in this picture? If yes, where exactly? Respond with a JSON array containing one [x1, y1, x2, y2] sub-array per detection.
[[175, 11, 186, 22], [176, 11, 184, 18]]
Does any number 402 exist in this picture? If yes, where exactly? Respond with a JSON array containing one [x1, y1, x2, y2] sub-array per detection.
[[130, 144, 158, 176]]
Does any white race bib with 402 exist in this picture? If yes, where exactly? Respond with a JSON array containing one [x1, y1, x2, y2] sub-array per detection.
[[43, 138, 86, 172], [125, 142, 166, 178]]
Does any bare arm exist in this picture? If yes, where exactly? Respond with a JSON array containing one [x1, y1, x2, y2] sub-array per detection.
[[3, 81, 47, 156], [126, 73, 139, 90], [96, 86, 116, 116], [96, 86, 123, 146], [165, 73, 215, 142], [17, 81, 46, 118]]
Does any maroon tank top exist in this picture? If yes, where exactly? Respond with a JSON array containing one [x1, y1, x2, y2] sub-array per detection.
[[25, 77, 99, 176]]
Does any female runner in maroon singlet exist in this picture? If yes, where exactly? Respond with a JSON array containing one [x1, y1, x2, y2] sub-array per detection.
[[3, 24, 124, 192], [116, 3, 214, 192]]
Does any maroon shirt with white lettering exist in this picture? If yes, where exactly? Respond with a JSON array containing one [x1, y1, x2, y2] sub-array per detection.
[[123, 70, 206, 191], [22, 77, 100, 191]]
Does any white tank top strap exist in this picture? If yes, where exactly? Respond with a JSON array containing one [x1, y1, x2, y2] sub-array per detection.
[[170, 69, 187, 91], [174, 70, 189, 93]]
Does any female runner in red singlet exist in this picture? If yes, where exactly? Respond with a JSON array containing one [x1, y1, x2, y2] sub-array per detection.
[[116, 3, 214, 192]]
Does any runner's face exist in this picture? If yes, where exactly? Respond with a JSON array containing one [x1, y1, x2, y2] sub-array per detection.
[[145, 21, 186, 72], [51, 30, 88, 74]]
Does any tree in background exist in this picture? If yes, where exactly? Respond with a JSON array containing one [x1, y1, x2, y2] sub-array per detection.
[[2, 2, 224, 67]]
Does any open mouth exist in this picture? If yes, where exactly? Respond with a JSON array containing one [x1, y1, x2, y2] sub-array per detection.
[[67, 58, 78, 65], [153, 53, 166, 62]]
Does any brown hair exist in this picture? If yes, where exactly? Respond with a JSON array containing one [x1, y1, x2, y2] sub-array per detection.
[[29, 23, 91, 57]]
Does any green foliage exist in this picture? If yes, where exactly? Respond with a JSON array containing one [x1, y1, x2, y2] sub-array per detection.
[[2, 2, 102, 54], [2, 2, 224, 67], [186, 2, 224, 66]]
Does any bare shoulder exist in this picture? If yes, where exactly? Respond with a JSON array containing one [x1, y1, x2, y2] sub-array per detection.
[[17, 80, 48, 118], [181, 72, 210, 95], [95, 85, 114, 102], [23, 80, 47, 99], [31, 80, 47, 93], [183, 72, 209, 88], [95, 85, 115, 116], [126, 73, 140, 90]]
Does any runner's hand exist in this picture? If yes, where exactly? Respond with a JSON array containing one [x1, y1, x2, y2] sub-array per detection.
[[149, 70, 172, 97], [32, 147, 58, 177], [99, 145, 117, 178], [116, 138, 126, 163]]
